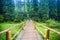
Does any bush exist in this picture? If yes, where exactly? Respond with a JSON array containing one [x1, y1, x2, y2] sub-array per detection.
[[55, 23, 60, 28], [0, 15, 4, 22], [45, 19, 60, 28]]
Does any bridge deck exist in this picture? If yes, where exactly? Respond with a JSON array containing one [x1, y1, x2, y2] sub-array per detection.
[[16, 20, 43, 40]]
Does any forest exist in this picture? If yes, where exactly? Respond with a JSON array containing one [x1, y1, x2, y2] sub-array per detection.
[[0, 0, 60, 22], [0, 0, 60, 40]]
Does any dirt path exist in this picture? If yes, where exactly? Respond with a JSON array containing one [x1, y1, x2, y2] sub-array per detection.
[[16, 20, 43, 40]]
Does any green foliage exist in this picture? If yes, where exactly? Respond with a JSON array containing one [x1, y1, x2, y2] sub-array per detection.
[[50, 31, 60, 40], [0, 23, 20, 40], [0, 23, 15, 40], [0, 22, 16, 31], [0, 20, 26, 40], [45, 19, 60, 28], [0, 0, 60, 22], [36, 21, 60, 40], [0, 15, 4, 22]]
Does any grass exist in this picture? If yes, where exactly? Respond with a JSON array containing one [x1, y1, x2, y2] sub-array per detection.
[[0, 21, 26, 40], [36, 20, 60, 40], [36, 23, 45, 38], [36, 23, 45, 34], [0, 22, 16, 31], [0, 22, 16, 40]]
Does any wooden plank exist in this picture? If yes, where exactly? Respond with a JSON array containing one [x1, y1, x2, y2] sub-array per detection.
[[16, 20, 43, 40]]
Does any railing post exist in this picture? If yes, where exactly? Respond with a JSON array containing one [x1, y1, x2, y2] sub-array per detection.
[[35, 22, 36, 29], [33, 21, 36, 29], [44, 29, 50, 40], [6, 30, 12, 40], [22, 22, 24, 30]]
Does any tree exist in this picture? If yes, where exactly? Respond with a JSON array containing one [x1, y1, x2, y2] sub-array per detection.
[[57, 0, 60, 21], [48, 0, 57, 20], [2, 0, 15, 21]]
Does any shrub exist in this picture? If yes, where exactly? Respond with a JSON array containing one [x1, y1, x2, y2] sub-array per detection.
[[45, 19, 60, 28], [0, 15, 4, 22]]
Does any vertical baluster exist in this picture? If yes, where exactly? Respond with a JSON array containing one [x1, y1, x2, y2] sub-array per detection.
[[22, 22, 24, 30], [45, 29, 50, 40], [6, 30, 12, 40], [33, 21, 36, 29]]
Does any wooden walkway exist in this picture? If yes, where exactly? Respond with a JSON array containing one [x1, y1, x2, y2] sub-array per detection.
[[16, 20, 43, 40]]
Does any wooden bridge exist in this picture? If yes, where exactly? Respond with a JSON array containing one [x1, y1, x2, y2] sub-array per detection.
[[16, 20, 43, 40], [0, 20, 60, 40]]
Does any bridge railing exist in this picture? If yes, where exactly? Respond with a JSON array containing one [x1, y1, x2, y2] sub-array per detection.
[[0, 22, 24, 40], [33, 21, 60, 40]]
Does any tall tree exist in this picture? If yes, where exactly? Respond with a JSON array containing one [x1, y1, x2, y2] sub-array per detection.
[[57, 0, 60, 21], [40, 0, 49, 21], [48, 0, 57, 20], [2, 0, 15, 21], [0, 0, 3, 15]]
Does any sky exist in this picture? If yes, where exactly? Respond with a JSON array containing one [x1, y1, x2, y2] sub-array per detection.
[[14, 0, 41, 3], [21, 0, 25, 2], [14, 0, 24, 3], [14, 0, 57, 3]]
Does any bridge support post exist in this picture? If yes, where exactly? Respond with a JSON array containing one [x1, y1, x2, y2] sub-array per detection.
[[6, 30, 12, 40], [44, 29, 50, 40], [34, 22, 36, 29], [22, 22, 24, 30], [33, 21, 36, 29]]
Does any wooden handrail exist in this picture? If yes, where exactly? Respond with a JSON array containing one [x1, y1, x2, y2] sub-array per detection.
[[36, 28, 44, 37], [32, 21, 36, 29], [33, 21, 60, 40], [0, 22, 24, 40], [40, 24, 60, 35], [0, 24, 20, 34], [12, 27, 22, 39]]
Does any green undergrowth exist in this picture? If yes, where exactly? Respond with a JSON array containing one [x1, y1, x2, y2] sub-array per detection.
[[0, 20, 26, 40], [36, 20, 60, 40]]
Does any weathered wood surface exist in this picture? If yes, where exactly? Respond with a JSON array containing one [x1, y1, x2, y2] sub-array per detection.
[[16, 20, 43, 40]]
